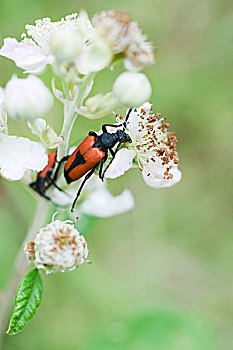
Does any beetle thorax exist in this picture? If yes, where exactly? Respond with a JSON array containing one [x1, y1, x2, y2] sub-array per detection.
[[100, 132, 118, 149]]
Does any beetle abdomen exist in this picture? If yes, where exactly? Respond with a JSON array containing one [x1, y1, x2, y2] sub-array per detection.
[[64, 136, 104, 184]]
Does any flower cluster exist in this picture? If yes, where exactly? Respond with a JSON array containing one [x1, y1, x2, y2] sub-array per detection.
[[0, 11, 154, 75], [0, 10, 181, 278]]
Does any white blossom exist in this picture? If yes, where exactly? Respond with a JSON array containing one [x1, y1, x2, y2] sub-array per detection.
[[108, 103, 182, 188], [0, 13, 94, 73], [92, 10, 154, 70], [51, 174, 135, 218], [0, 134, 48, 180], [3, 75, 53, 122], [80, 186, 134, 218], [25, 220, 88, 273], [113, 72, 152, 107], [105, 148, 136, 179], [0, 38, 53, 73]]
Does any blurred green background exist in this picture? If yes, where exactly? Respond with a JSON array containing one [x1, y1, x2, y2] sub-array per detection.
[[0, 0, 232, 349]]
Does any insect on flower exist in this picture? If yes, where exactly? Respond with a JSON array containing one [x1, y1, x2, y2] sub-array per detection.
[[53, 109, 132, 211], [30, 150, 62, 199]]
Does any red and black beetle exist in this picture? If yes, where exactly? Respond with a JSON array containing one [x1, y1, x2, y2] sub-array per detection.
[[30, 150, 62, 200], [53, 108, 132, 211]]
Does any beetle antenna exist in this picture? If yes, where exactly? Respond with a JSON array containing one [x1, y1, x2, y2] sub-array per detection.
[[123, 108, 132, 131], [101, 141, 123, 180]]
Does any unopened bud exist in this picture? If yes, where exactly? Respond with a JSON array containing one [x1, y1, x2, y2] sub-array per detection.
[[50, 27, 82, 63], [112, 72, 152, 107], [3, 75, 53, 122]]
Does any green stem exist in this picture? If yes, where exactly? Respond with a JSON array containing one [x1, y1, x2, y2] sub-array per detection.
[[0, 198, 50, 341], [57, 73, 95, 160]]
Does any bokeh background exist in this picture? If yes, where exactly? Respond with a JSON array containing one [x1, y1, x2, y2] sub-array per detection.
[[0, 0, 232, 349]]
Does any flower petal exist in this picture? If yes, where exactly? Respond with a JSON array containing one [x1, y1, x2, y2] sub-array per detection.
[[0, 38, 52, 73], [142, 161, 182, 188], [80, 186, 134, 217], [105, 148, 136, 179], [0, 134, 48, 180]]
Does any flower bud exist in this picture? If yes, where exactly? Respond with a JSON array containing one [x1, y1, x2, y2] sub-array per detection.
[[28, 118, 63, 149], [25, 220, 88, 273], [76, 34, 112, 74], [3, 75, 53, 122], [112, 72, 151, 107], [85, 92, 115, 115], [50, 26, 82, 63]]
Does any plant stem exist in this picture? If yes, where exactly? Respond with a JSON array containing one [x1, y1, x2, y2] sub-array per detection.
[[0, 198, 50, 341], [57, 73, 95, 160]]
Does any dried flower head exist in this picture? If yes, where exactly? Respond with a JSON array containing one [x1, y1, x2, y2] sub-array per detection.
[[93, 10, 154, 70], [25, 220, 88, 273], [24, 241, 35, 260]]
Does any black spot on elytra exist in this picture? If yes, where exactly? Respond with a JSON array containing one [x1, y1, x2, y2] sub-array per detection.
[[64, 150, 86, 183]]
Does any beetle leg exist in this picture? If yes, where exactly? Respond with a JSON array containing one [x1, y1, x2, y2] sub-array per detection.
[[101, 108, 133, 133], [39, 191, 51, 201], [101, 124, 122, 133], [98, 152, 108, 181], [71, 166, 97, 212], [46, 174, 71, 200], [123, 108, 132, 126], [101, 142, 123, 180], [99, 149, 114, 181], [29, 182, 36, 189], [52, 155, 69, 183], [89, 131, 98, 137], [46, 174, 64, 192], [30, 183, 51, 201], [109, 148, 115, 157]]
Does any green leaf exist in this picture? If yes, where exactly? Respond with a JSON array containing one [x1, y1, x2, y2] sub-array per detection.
[[7, 268, 42, 335]]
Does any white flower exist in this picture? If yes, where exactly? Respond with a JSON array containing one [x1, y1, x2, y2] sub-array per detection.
[[108, 103, 182, 188], [51, 174, 134, 217], [0, 87, 7, 134], [113, 72, 152, 107], [0, 133, 48, 180], [0, 13, 94, 73], [105, 148, 136, 179], [3, 75, 53, 122], [28, 118, 63, 148], [92, 10, 154, 70], [25, 220, 88, 273], [80, 186, 134, 218], [0, 38, 53, 73]]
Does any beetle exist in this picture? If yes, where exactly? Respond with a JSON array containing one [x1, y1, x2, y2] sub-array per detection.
[[30, 150, 63, 200], [53, 108, 132, 211]]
